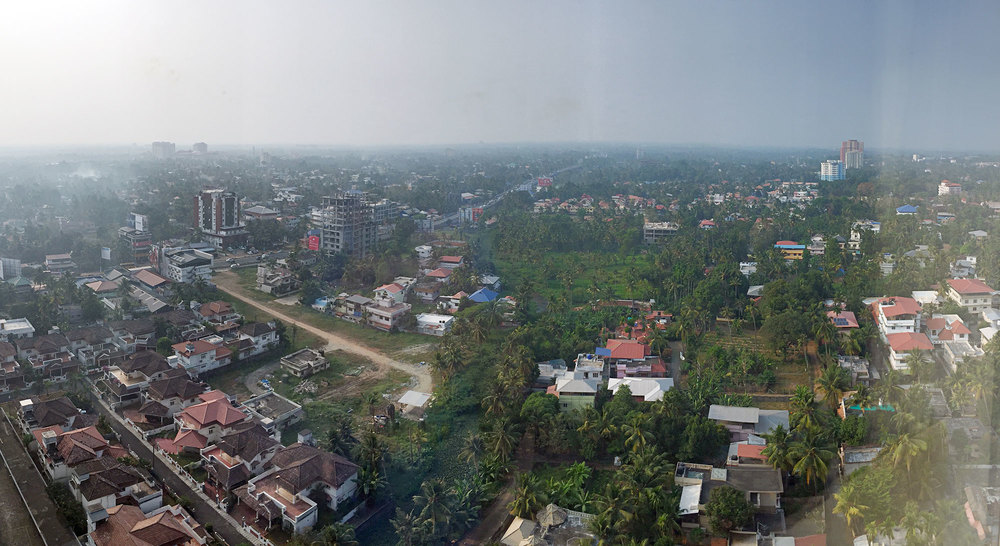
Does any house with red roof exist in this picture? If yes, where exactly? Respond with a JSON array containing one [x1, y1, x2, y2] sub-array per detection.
[[698, 219, 716, 230], [946, 278, 997, 313], [886, 332, 933, 372], [827, 310, 859, 329], [33, 425, 128, 481], [234, 443, 359, 534], [870, 297, 922, 338], [438, 255, 464, 269], [171, 340, 232, 376], [925, 314, 971, 345], [426, 267, 452, 283], [374, 282, 407, 305], [158, 392, 248, 454], [89, 504, 208, 546]]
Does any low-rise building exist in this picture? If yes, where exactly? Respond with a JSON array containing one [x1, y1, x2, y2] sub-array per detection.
[[885, 332, 933, 372], [643, 221, 679, 243], [547, 371, 600, 412], [365, 301, 412, 331], [240, 391, 304, 433], [0, 317, 35, 341], [256, 264, 300, 296], [171, 340, 232, 376], [89, 504, 208, 546], [607, 377, 674, 402], [708, 405, 790, 442], [161, 248, 213, 284], [45, 253, 77, 275], [237, 322, 279, 357], [946, 278, 997, 314], [416, 313, 453, 336], [870, 296, 922, 337], [280, 348, 329, 378], [234, 443, 359, 534]]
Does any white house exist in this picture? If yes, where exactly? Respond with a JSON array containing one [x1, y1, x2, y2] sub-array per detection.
[[170, 340, 232, 376], [416, 313, 454, 336]]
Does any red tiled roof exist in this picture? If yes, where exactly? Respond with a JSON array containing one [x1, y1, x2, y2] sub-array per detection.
[[178, 398, 246, 429], [947, 278, 994, 295], [172, 429, 208, 449], [925, 317, 947, 331], [376, 283, 404, 293], [874, 297, 921, 317], [172, 339, 228, 358], [427, 268, 452, 278], [795, 535, 827, 546], [606, 339, 650, 360], [951, 320, 972, 335], [737, 443, 767, 460], [439, 255, 463, 263], [887, 332, 933, 352], [827, 310, 859, 328]]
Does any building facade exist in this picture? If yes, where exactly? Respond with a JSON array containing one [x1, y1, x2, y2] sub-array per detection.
[[194, 189, 247, 248], [820, 160, 846, 181]]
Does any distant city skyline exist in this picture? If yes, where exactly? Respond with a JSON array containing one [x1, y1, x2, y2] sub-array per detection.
[[4, 1, 1000, 151]]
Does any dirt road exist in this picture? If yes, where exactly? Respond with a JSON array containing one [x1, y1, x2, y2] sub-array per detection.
[[214, 271, 434, 393]]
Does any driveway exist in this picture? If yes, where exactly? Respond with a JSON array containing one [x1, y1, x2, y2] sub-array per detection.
[[244, 361, 281, 396], [214, 270, 433, 393]]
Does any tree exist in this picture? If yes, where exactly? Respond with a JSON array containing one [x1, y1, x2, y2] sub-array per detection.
[[891, 432, 928, 477], [815, 364, 850, 410], [508, 474, 544, 518], [705, 486, 754, 536], [790, 428, 835, 494], [520, 392, 559, 448], [413, 480, 454, 539], [459, 433, 484, 467], [156, 336, 173, 356], [833, 484, 871, 537], [761, 424, 793, 472], [299, 279, 322, 305], [312, 523, 359, 546]]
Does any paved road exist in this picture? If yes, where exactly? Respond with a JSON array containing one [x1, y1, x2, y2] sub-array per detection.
[[214, 270, 434, 393], [87, 392, 246, 546], [0, 414, 79, 546]]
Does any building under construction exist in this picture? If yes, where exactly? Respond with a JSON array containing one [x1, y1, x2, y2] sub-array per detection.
[[311, 192, 399, 258]]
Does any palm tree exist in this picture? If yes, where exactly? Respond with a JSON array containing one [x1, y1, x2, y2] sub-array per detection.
[[815, 365, 850, 410], [412, 480, 454, 539], [833, 485, 870, 537], [482, 382, 508, 419], [621, 414, 653, 455], [483, 420, 517, 464], [508, 474, 544, 518], [312, 523, 359, 546], [459, 433, 483, 467], [761, 424, 793, 473], [891, 433, 928, 477], [789, 428, 835, 494], [790, 385, 820, 432], [852, 384, 874, 414], [900, 501, 926, 544], [904, 350, 933, 382]]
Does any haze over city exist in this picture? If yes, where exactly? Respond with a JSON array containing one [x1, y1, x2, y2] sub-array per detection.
[[4, 1, 1000, 151]]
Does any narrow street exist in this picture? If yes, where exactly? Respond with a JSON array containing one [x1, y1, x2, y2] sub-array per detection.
[[86, 392, 248, 546]]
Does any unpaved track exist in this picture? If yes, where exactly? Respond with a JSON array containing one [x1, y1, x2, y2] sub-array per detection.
[[214, 271, 434, 393]]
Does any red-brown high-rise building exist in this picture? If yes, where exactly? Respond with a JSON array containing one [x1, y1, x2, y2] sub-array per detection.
[[841, 140, 864, 169]]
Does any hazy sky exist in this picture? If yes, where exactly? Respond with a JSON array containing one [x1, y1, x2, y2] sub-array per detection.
[[3, 1, 1000, 151]]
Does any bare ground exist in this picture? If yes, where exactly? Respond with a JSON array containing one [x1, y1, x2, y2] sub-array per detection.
[[214, 270, 434, 393]]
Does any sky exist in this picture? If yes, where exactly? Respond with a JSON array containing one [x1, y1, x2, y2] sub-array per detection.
[[3, 1, 1000, 151]]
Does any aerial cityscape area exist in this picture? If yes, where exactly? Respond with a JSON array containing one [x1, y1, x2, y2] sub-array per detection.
[[4, 2, 1000, 546]]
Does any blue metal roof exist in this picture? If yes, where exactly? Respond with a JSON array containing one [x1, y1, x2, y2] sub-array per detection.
[[468, 288, 499, 303]]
